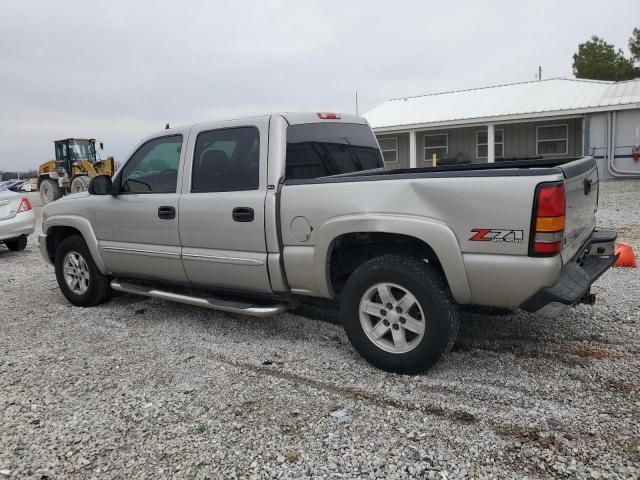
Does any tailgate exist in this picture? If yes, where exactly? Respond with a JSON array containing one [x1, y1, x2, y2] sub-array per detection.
[[559, 157, 598, 264]]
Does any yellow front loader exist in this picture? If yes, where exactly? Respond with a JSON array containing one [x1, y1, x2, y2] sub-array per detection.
[[38, 138, 115, 204]]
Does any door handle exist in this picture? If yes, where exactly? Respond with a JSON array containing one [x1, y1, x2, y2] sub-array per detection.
[[232, 207, 254, 222], [158, 206, 176, 220]]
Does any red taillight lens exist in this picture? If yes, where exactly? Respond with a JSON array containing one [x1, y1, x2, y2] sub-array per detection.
[[317, 112, 341, 119], [531, 182, 565, 256], [533, 241, 563, 254], [17, 197, 32, 213], [536, 184, 565, 217]]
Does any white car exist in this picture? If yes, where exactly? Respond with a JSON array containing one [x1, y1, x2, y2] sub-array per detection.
[[0, 186, 35, 251], [18, 180, 32, 192]]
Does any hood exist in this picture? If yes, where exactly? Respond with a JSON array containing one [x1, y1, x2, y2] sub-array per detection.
[[42, 191, 92, 221]]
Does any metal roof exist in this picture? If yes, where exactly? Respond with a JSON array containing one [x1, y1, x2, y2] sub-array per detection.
[[364, 78, 640, 131]]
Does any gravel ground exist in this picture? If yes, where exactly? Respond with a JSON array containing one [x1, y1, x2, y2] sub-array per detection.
[[1, 181, 638, 479]]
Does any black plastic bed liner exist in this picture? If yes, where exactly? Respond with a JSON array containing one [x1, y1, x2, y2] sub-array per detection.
[[371, 156, 584, 176], [285, 157, 586, 185]]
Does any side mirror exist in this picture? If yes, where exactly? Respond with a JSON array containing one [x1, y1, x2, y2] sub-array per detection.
[[88, 175, 114, 195], [99, 142, 104, 150]]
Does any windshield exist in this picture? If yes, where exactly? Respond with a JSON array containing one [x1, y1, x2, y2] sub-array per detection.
[[286, 123, 383, 180], [56, 140, 97, 162]]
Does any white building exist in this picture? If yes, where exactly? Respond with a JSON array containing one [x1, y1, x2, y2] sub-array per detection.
[[364, 78, 640, 179]]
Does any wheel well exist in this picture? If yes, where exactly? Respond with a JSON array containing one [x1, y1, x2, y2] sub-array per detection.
[[328, 232, 444, 294], [45, 226, 83, 263], [38, 174, 52, 188]]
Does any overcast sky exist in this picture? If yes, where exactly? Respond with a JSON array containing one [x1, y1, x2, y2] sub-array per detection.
[[0, 0, 637, 171]]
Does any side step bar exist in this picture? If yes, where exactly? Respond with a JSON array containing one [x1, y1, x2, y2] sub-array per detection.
[[111, 279, 289, 317]]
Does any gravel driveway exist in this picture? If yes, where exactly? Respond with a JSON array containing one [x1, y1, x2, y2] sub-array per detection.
[[1, 182, 638, 479]]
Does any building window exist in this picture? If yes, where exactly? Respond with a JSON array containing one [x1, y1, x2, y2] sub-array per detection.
[[477, 129, 504, 158], [536, 125, 568, 155], [424, 134, 448, 161], [378, 137, 398, 164]]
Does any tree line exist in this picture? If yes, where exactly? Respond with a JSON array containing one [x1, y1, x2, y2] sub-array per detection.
[[0, 170, 38, 180], [573, 28, 640, 81]]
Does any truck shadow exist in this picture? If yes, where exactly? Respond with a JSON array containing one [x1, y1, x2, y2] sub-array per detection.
[[0, 244, 34, 257]]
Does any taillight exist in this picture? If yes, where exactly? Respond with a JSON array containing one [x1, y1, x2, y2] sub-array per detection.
[[17, 197, 32, 213], [317, 112, 341, 119], [530, 182, 565, 256]]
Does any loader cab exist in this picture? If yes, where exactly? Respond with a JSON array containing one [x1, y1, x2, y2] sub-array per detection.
[[54, 138, 98, 177]]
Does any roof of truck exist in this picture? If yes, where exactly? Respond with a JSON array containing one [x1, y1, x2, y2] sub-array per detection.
[[54, 138, 95, 142], [364, 77, 640, 131], [153, 112, 368, 138]]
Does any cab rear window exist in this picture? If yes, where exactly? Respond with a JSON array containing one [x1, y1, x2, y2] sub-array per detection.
[[286, 123, 383, 180]]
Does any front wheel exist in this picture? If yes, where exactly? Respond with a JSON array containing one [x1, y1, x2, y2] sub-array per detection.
[[341, 254, 460, 374], [54, 235, 111, 307]]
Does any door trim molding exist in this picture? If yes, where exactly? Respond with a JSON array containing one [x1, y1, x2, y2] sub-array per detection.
[[181, 252, 264, 266], [100, 245, 181, 259]]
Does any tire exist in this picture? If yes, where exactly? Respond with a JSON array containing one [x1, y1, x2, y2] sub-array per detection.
[[40, 178, 64, 205], [70, 175, 90, 194], [54, 235, 111, 307], [4, 236, 27, 251], [340, 254, 460, 374]]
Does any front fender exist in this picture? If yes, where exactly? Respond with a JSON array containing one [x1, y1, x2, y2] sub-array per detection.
[[44, 215, 107, 274], [313, 214, 472, 304]]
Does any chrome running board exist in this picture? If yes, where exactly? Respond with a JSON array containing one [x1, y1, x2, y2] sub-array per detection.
[[111, 279, 289, 317]]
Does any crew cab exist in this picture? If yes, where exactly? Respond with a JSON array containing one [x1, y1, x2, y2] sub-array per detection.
[[39, 113, 617, 373]]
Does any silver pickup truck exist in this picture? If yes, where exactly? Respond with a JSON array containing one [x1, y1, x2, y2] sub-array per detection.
[[39, 113, 617, 373]]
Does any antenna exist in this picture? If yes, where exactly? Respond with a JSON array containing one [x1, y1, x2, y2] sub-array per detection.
[[537, 66, 542, 81], [355, 90, 359, 116]]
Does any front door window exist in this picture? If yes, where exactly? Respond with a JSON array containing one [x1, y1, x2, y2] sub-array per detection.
[[120, 135, 183, 193]]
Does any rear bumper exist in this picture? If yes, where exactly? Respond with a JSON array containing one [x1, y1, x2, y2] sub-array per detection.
[[520, 230, 617, 317], [0, 210, 36, 241]]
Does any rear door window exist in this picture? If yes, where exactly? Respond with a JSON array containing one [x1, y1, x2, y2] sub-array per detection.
[[191, 127, 260, 193], [286, 123, 383, 180]]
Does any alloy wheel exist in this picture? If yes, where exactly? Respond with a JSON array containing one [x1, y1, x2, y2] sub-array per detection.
[[358, 282, 426, 354], [62, 251, 90, 295]]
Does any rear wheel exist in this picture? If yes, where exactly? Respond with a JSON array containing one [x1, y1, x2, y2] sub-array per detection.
[[54, 235, 111, 307], [40, 178, 63, 204], [70, 175, 90, 194], [341, 254, 460, 374], [4, 236, 27, 251]]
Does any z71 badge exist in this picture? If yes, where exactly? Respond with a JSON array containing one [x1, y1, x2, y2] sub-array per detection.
[[469, 228, 524, 243]]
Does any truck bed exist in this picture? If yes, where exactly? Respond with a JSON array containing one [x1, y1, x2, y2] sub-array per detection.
[[281, 155, 599, 308]]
